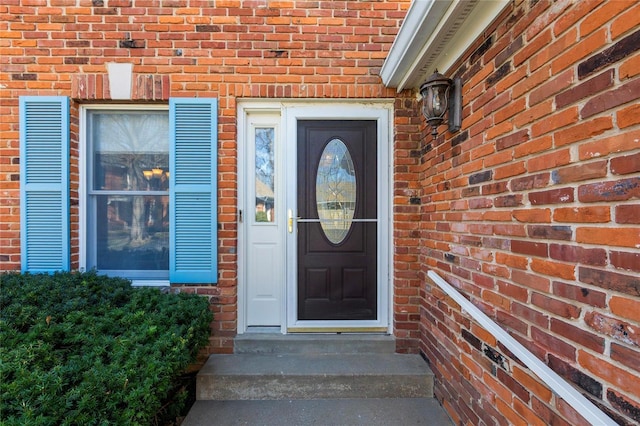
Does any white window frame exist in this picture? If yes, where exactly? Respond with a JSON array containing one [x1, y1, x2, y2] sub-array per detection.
[[79, 104, 170, 287]]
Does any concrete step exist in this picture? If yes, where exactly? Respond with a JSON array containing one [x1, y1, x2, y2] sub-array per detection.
[[196, 352, 434, 400], [183, 398, 454, 425], [234, 333, 396, 355]]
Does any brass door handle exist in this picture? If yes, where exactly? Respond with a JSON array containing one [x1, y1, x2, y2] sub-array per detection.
[[288, 210, 300, 233]]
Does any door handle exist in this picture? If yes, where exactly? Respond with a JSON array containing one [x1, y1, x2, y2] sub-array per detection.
[[288, 209, 301, 233]]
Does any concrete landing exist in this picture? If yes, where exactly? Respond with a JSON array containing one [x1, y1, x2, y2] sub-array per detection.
[[183, 398, 453, 425], [234, 333, 397, 354]]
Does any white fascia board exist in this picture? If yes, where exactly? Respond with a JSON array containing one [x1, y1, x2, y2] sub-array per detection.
[[381, 0, 510, 91], [380, 0, 451, 88]]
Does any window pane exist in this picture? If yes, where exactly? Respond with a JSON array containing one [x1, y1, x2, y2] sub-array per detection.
[[255, 127, 275, 222], [87, 109, 170, 278], [91, 111, 169, 191], [95, 195, 169, 271], [316, 139, 356, 244]]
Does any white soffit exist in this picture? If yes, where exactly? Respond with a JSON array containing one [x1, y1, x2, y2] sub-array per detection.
[[381, 0, 510, 91]]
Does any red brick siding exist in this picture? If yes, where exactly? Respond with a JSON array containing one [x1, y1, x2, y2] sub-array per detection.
[[0, 0, 417, 354], [418, 0, 639, 424]]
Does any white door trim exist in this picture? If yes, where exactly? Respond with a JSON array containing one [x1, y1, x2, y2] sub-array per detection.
[[237, 99, 394, 334]]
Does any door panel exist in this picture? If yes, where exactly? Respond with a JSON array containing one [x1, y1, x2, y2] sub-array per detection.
[[297, 120, 377, 321], [246, 241, 280, 325], [245, 116, 282, 327]]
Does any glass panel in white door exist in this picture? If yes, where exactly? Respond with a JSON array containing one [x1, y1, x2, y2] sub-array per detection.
[[255, 128, 275, 223]]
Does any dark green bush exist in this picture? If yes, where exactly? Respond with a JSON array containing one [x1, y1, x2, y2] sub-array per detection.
[[0, 271, 213, 426]]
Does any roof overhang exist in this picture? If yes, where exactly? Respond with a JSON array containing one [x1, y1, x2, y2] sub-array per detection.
[[381, 0, 510, 91]]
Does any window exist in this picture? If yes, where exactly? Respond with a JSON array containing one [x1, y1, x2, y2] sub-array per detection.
[[86, 109, 170, 280], [316, 138, 356, 245], [254, 127, 275, 223], [21, 97, 218, 283]]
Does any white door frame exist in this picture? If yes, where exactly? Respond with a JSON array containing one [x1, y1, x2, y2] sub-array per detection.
[[237, 100, 394, 334]]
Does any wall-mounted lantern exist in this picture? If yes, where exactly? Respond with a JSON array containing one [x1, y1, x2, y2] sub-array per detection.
[[420, 69, 462, 138]]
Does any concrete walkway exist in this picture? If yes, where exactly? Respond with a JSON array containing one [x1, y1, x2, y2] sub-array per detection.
[[183, 398, 453, 425]]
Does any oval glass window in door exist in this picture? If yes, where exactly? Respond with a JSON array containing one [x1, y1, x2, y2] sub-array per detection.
[[316, 139, 356, 244]]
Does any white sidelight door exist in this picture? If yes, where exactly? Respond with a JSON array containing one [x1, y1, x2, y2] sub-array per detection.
[[241, 112, 284, 327]]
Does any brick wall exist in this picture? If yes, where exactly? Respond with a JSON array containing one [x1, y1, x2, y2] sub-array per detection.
[[417, 0, 639, 424], [0, 0, 419, 353]]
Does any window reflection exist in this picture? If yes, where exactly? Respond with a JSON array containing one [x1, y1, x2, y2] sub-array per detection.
[[96, 195, 169, 270], [88, 111, 170, 275], [316, 139, 356, 244], [255, 127, 275, 222], [93, 112, 169, 192]]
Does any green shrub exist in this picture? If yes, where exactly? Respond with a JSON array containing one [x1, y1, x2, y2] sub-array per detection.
[[0, 271, 213, 426]]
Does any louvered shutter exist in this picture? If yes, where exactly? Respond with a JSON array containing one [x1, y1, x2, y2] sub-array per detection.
[[169, 98, 218, 283], [19, 96, 70, 273]]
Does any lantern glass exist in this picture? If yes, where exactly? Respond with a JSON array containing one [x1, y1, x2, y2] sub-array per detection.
[[425, 85, 448, 118]]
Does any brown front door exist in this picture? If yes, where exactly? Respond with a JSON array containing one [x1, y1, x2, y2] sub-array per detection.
[[297, 120, 377, 320]]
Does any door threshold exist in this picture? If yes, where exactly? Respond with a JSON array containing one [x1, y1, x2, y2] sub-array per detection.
[[245, 326, 282, 334], [287, 327, 388, 333]]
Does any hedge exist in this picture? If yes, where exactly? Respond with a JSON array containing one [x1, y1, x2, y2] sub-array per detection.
[[0, 271, 213, 425]]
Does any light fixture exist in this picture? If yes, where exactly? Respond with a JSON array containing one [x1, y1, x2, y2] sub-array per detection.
[[143, 167, 169, 190], [420, 69, 462, 138]]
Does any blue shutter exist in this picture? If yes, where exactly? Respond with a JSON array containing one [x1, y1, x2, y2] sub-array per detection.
[[19, 96, 70, 273], [169, 98, 218, 283]]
